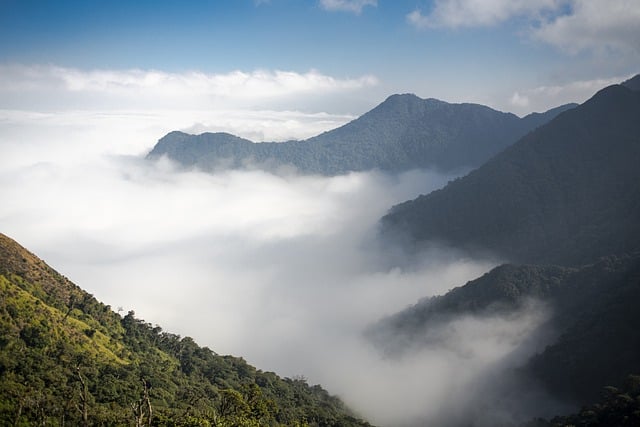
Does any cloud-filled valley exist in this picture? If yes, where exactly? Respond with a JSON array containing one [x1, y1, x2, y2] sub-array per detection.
[[0, 108, 567, 425], [2, 1, 640, 425]]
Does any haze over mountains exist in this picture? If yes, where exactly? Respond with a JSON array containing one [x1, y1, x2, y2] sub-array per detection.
[[147, 95, 575, 175], [367, 75, 640, 425], [3, 73, 640, 427]]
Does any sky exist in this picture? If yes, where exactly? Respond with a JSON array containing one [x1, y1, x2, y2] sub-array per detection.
[[0, 1, 639, 425], [1, 0, 639, 121]]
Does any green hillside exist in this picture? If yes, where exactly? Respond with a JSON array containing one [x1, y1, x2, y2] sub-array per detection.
[[0, 233, 372, 427]]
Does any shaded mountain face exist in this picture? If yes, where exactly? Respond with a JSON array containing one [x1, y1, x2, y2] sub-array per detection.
[[146, 95, 576, 175], [380, 83, 640, 266], [622, 73, 640, 91], [0, 233, 372, 426], [368, 253, 640, 405]]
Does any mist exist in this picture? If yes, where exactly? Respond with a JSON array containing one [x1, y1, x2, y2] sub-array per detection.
[[0, 109, 559, 426]]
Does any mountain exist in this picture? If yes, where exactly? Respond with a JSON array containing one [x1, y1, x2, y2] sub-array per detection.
[[380, 82, 640, 266], [0, 233, 372, 426], [146, 95, 576, 175], [371, 76, 640, 420], [368, 253, 640, 406], [622, 73, 640, 91]]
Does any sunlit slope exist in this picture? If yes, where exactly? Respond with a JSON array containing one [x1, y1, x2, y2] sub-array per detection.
[[0, 233, 372, 426]]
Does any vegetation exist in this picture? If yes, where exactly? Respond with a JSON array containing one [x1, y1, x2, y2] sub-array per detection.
[[368, 253, 640, 404], [527, 375, 640, 427], [381, 84, 640, 266], [146, 94, 575, 175], [0, 233, 372, 426], [374, 77, 640, 421]]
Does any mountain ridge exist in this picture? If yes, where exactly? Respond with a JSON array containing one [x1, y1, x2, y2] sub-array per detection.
[[367, 253, 640, 405], [380, 83, 640, 266], [147, 94, 576, 175], [0, 233, 372, 426]]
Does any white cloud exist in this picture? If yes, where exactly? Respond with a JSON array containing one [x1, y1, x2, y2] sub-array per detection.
[[407, 0, 562, 29], [407, 0, 640, 56], [507, 74, 631, 114], [0, 108, 502, 425], [319, 0, 376, 14], [0, 64, 378, 111], [532, 0, 640, 54], [509, 91, 530, 108], [0, 80, 569, 426]]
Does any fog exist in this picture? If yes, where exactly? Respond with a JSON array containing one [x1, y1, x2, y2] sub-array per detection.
[[0, 109, 559, 426]]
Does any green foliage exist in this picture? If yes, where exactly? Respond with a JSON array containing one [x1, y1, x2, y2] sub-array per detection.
[[0, 234, 372, 426], [530, 375, 640, 427]]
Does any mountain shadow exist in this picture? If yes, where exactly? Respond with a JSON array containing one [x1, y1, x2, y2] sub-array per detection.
[[380, 81, 640, 266]]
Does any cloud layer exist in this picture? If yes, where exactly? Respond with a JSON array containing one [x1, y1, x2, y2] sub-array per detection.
[[0, 103, 570, 425], [0, 64, 378, 112]]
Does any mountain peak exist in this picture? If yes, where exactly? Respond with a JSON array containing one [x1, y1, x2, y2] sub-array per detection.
[[379, 93, 446, 108], [147, 93, 571, 174], [384, 93, 420, 101], [381, 80, 640, 265]]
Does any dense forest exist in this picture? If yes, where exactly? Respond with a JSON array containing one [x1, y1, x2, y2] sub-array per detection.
[[147, 94, 574, 175], [381, 81, 640, 266], [369, 254, 640, 404], [0, 233, 372, 426]]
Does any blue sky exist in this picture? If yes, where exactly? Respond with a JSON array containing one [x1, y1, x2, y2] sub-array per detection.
[[0, 0, 639, 118]]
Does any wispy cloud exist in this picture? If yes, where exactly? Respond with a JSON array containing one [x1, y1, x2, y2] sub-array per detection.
[[0, 64, 372, 145], [408, 0, 640, 56], [0, 64, 378, 111], [407, 0, 562, 29], [319, 0, 377, 14], [508, 74, 631, 114]]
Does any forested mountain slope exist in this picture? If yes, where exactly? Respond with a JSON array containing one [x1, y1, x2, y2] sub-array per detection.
[[147, 95, 575, 175], [368, 253, 640, 404], [0, 233, 371, 426], [381, 83, 640, 266]]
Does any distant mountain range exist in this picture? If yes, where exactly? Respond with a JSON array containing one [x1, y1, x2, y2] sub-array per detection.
[[0, 233, 372, 426], [147, 95, 575, 175], [381, 78, 640, 266]]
